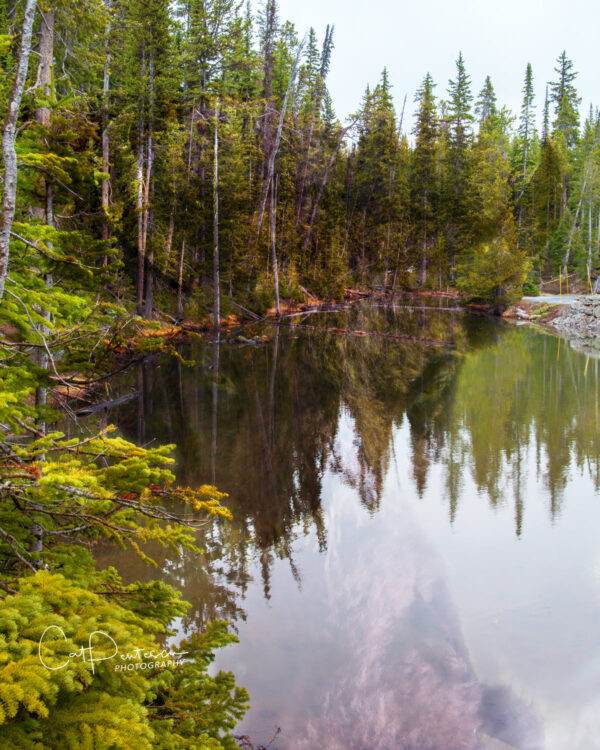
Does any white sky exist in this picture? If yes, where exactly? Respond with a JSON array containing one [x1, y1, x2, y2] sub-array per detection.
[[277, 0, 599, 134]]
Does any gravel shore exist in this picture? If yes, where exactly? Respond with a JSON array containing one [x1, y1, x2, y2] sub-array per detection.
[[505, 295, 600, 351]]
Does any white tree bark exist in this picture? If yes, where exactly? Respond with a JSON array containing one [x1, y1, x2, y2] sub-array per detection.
[[213, 98, 220, 329], [0, 0, 38, 304], [256, 37, 305, 234]]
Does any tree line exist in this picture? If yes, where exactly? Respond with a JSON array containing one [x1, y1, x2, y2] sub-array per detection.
[[1, 0, 599, 323]]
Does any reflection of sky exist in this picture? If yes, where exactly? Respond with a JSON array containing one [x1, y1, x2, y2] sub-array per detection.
[[209, 406, 600, 749], [404, 418, 600, 750]]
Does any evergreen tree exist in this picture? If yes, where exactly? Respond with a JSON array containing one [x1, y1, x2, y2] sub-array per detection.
[[475, 75, 497, 128], [458, 125, 528, 311], [550, 51, 581, 149], [444, 52, 474, 265], [411, 73, 440, 285]]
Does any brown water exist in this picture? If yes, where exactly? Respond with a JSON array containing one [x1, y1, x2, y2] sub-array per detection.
[[100, 301, 600, 750]]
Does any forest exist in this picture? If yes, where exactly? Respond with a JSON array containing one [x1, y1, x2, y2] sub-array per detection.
[[0, 0, 598, 746], [1, 0, 599, 321]]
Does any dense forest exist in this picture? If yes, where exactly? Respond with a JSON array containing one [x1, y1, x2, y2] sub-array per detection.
[[0, 0, 599, 746], [1, 0, 599, 321]]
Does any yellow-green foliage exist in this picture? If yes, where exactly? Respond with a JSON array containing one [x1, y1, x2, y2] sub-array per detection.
[[0, 245, 246, 747], [0, 568, 248, 748]]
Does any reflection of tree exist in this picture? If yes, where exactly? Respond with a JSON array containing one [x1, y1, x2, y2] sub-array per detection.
[[450, 328, 600, 527], [104, 304, 600, 626]]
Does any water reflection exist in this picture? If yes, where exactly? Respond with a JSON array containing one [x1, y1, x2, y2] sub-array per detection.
[[99, 301, 600, 749]]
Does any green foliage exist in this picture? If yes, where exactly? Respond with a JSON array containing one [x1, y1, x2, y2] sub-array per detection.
[[456, 235, 529, 310], [522, 275, 540, 296], [457, 127, 529, 310], [0, 566, 248, 748], [550, 51, 581, 149]]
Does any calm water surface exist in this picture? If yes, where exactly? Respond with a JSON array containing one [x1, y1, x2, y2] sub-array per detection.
[[100, 301, 600, 750]]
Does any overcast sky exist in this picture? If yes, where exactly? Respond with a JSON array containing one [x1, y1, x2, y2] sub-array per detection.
[[277, 0, 599, 135]]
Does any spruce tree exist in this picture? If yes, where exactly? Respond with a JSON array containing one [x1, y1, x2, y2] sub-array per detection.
[[444, 52, 474, 266], [550, 51, 581, 150], [475, 75, 497, 128], [411, 73, 439, 285]]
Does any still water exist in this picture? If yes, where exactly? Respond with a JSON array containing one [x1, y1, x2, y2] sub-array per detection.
[[101, 301, 600, 750]]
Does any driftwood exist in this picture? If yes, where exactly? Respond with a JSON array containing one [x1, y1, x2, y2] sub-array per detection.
[[265, 320, 452, 346], [76, 390, 141, 416]]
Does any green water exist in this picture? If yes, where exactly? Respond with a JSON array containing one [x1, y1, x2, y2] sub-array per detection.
[[99, 301, 600, 750]]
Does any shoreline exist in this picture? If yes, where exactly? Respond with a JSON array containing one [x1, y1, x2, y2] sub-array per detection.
[[504, 295, 600, 353]]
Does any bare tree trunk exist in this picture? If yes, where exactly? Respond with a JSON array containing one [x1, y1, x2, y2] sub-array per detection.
[[35, 9, 54, 127], [176, 239, 185, 318], [136, 42, 146, 315], [33, 6, 55, 439], [163, 205, 175, 271], [101, 0, 112, 258], [295, 26, 333, 229], [271, 174, 280, 316], [213, 98, 220, 329], [594, 211, 600, 293], [0, 0, 38, 304], [136, 130, 145, 313], [588, 194, 593, 288], [176, 104, 196, 318], [257, 38, 305, 235], [398, 93, 407, 134], [303, 120, 355, 252], [32, 5, 54, 556], [143, 53, 155, 319], [563, 162, 591, 275]]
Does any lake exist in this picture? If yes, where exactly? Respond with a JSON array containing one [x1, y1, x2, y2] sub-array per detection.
[[99, 300, 600, 750]]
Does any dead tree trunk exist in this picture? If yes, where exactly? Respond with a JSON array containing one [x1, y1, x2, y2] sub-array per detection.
[[101, 0, 112, 256], [33, 6, 56, 438], [257, 37, 305, 235], [136, 42, 146, 315], [563, 162, 593, 276], [295, 25, 333, 229], [0, 0, 38, 304], [213, 98, 220, 329], [304, 120, 356, 252], [271, 174, 280, 316], [177, 104, 196, 318], [143, 52, 155, 319]]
